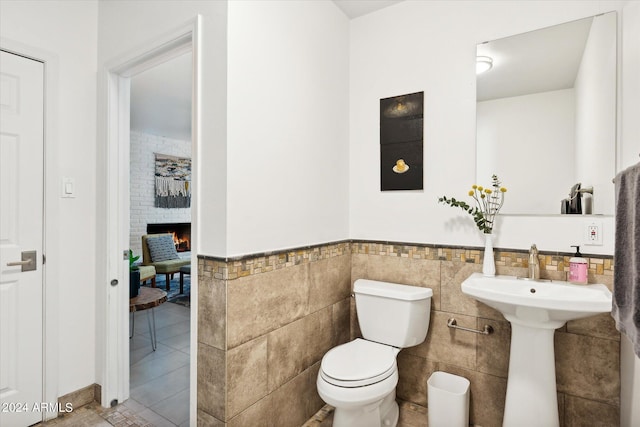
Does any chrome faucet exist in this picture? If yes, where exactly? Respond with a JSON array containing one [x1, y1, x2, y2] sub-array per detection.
[[529, 244, 540, 280]]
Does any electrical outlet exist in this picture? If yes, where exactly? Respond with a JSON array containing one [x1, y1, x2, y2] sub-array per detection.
[[584, 220, 603, 246]]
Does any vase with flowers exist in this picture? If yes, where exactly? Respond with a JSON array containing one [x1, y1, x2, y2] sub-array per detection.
[[438, 175, 507, 276]]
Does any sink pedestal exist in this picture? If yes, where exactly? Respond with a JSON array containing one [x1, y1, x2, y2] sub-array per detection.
[[503, 321, 559, 427], [460, 273, 613, 427]]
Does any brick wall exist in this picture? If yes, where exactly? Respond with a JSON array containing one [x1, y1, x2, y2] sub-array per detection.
[[129, 130, 191, 256]]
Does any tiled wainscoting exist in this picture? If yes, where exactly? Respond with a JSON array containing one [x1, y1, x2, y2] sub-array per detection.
[[196, 241, 619, 427]]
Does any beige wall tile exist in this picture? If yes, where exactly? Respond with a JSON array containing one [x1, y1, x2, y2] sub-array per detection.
[[197, 409, 225, 427], [397, 352, 437, 407], [196, 244, 618, 427], [555, 332, 620, 406], [407, 311, 477, 371], [566, 312, 620, 341], [441, 261, 484, 317], [267, 307, 333, 392], [197, 343, 226, 421], [270, 365, 323, 427], [227, 336, 268, 418], [58, 384, 95, 412], [308, 255, 351, 314], [227, 395, 272, 427], [438, 364, 507, 427], [198, 276, 227, 350], [476, 317, 511, 378], [398, 400, 427, 427], [563, 394, 619, 427], [349, 297, 361, 340], [305, 362, 325, 420], [332, 298, 351, 347], [350, 254, 441, 310], [227, 263, 309, 348]]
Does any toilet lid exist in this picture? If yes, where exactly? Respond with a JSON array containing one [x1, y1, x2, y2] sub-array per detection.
[[320, 339, 397, 387]]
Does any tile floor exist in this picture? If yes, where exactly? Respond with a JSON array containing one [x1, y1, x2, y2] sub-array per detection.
[[128, 300, 191, 426], [38, 300, 191, 426]]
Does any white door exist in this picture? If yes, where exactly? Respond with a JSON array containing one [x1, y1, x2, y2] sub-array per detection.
[[0, 50, 44, 427]]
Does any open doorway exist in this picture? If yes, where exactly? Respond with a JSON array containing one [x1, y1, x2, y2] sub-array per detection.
[[99, 18, 199, 426], [127, 52, 192, 426]]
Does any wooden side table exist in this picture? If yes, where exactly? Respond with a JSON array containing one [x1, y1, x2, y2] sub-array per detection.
[[130, 287, 167, 351]]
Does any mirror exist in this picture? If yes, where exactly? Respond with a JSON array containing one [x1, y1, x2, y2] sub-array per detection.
[[476, 12, 616, 215]]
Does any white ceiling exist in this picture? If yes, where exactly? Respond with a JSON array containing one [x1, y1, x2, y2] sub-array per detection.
[[477, 16, 593, 102], [332, 0, 404, 19], [129, 1, 404, 141], [130, 51, 192, 141]]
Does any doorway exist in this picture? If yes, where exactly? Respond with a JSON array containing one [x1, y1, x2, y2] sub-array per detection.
[[127, 51, 193, 425], [100, 18, 199, 425]]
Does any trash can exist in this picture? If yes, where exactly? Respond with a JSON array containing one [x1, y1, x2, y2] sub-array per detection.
[[427, 371, 470, 427]]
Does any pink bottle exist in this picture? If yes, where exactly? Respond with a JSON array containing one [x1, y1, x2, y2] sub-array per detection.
[[569, 245, 588, 284]]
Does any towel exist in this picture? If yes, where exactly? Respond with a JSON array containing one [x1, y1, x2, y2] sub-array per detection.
[[612, 161, 640, 357]]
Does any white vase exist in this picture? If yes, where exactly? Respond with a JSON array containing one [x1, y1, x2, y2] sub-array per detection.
[[483, 233, 496, 277]]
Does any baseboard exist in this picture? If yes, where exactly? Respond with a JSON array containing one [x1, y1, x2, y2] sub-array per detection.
[[57, 383, 101, 415]]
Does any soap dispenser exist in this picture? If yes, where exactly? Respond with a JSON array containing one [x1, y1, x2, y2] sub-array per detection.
[[569, 245, 588, 284]]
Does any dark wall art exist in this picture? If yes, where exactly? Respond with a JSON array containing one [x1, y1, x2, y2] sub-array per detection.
[[154, 153, 192, 208], [380, 91, 424, 191]]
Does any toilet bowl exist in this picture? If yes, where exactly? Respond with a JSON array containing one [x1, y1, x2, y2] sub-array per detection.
[[317, 339, 400, 427], [317, 280, 432, 427]]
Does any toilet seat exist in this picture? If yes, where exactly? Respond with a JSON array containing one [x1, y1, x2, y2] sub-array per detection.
[[320, 339, 398, 388]]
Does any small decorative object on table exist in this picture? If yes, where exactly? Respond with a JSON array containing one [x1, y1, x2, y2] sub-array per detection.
[[438, 175, 507, 276], [129, 249, 141, 298]]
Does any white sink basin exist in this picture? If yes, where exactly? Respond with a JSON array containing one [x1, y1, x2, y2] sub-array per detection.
[[461, 272, 612, 427], [461, 272, 612, 328]]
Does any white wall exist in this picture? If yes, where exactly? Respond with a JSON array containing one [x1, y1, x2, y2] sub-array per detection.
[[477, 89, 576, 214], [98, 0, 228, 257], [0, 0, 98, 397], [349, 0, 628, 255], [619, 2, 640, 426], [225, 0, 350, 256], [129, 131, 191, 256], [574, 12, 617, 215]]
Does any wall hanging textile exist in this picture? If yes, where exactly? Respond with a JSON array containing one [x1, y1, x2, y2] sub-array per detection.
[[154, 153, 191, 208]]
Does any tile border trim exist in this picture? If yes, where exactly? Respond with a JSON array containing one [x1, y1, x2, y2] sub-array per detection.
[[197, 239, 613, 280]]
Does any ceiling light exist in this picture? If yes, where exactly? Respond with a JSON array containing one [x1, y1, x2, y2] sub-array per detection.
[[476, 56, 493, 74]]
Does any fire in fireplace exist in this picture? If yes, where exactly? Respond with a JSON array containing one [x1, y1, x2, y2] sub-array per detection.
[[147, 222, 191, 252]]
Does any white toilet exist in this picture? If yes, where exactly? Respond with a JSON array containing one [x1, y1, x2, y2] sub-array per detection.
[[317, 279, 432, 427]]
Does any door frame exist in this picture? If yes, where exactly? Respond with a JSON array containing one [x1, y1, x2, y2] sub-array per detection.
[[97, 16, 201, 413], [0, 38, 60, 422]]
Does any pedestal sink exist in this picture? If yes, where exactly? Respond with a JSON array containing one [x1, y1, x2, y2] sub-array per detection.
[[461, 272, 612, 427]]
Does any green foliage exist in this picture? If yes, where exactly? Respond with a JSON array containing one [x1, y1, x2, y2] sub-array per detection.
[[438, 175, 506, 234], [438, 196, 492, 234], [129, 250, 140, 272]]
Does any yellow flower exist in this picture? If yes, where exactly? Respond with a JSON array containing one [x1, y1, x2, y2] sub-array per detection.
[[500, 187, 507, 192], [477, 186, 484, 191], [472, 184, 478, 189], [485, 189, 492, 194], [468, 190, 474, 196], [480, 194, 486, 199]]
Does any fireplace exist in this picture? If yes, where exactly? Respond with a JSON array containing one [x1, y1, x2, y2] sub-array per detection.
[[147, 222, 191, 252]]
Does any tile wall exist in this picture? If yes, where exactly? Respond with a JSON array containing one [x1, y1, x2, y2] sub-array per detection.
[[196, 240, 619, 427], [197, 243, 351, 426]]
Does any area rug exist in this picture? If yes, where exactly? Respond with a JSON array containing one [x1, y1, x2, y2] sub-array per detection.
[[143, 275, 191, 307]]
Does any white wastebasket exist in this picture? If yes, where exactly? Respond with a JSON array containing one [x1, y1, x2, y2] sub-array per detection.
[[427, 371, 470, 427]]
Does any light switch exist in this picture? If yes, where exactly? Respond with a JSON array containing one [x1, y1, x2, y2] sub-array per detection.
[[61, 177, 75, 198]]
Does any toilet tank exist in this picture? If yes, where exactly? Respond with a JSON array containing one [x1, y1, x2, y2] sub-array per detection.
[[354, 279, 432, 348]]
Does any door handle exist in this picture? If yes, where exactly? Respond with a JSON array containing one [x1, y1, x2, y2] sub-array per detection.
[[6, 259, 32, 266], [6, 251, 37, 272]]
